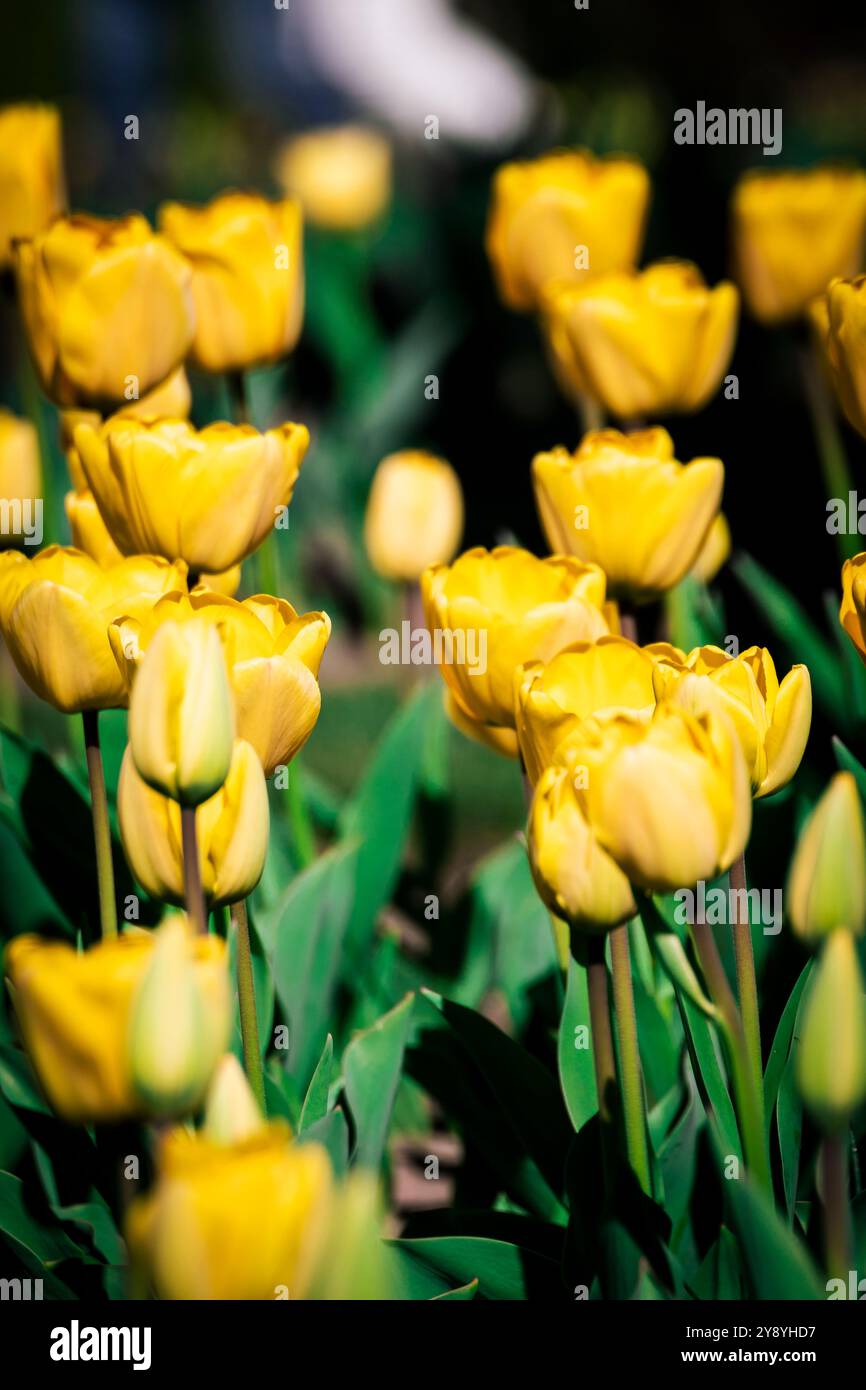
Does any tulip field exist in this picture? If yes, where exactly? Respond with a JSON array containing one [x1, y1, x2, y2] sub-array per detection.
[[1, 0, 866, 1336]]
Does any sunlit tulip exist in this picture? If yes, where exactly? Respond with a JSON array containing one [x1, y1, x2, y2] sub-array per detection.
[[485, 149, 650, 313], [0, 103, 64, 266], [813, 276, 866, 440], [118, 739, 269, 907], [364, 450, 463, 582], [0, 547, 186, 712], [128, 619, 234, 807], [788, 773, 866, 946], [421, 546, 608, 731], [651, 643, 812, 798], [731, 167, 866, 324], [112, 589, 330, 778], [275, 125, 392, 232], [74, 416, 309, 574], [542, 261, 738, 418], [159, 191, 304, 373], [4, 926, 229, 1123], [840, 552, 866, 659], [690, 512, 731, 584], [14, 213, 194, 407], [797, 929, 866, 1133], [533, 427, 724, 600], [0, 408, 42, 547]]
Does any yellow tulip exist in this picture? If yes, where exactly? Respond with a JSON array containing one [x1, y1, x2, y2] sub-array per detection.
[[542, 261, 739, 418], [442, 688, 519, 759], [203, 1054, 266, 1144], [485, 149, 650, 312], [840, 551, 866, 659], [0, 547, 186, 712], [533, 427, 724, 600], [421, 546, 608, 731], [0, 408, 42, 547], [364, 450, 463, 582], [690, 512, 731, 584], [158, 191, 304, 373], [275, 125, 392, 232], [651, 643, 812, 798], [14, 213, 194, 407], [796, 929, 866, 1133], [788, 773, 866, 947], [731, 167, 866, 324], [74, 416, 309, 573], [60, 368, 193, 486], [558, 702, 752, 892], [126, 1124, 333, 1300], [118, 739, 269, 907], [813, 276, 866, 440], [0, 103, 64, 267], [128, 619, 234, 806], [4, 926, 229, 1123]]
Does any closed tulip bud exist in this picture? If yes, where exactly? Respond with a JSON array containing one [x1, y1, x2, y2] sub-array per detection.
[[129, 619, 233, 806], [542, 261, 738, 419], [788, 773, 866, 946], [732, 168, 866, 324], [797, 929, 866, 1133], [275, 125, 392, 232], [128, 914, 230, 1116], [486, 149, 650, 313], [0, 547, 187, 713], [533, 427, 724, 601], [203, 1054, 265, 1144], [0, 409, 41, 546], [841, 553, 866, 659], [118, 739, 269, 907], [817, 280, 866, 441], [159, 192, 304, 373], [309, 1170, 396, 1301], [4, 928, 229, 1123], [364, 450, 463, 582], [0, 103, 64, 267], [690, 512, 731, 584], [421, 546, 608, 732], [74, 416, 308, 574], [14, 213, 194, 407], [652, 644, 812, 798]]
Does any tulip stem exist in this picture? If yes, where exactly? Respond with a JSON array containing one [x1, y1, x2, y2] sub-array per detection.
[[610, 923, 652, 1195], [227, 370, 249, 425], [180, 807, 208, 936], [820, 1132, 852, 1281], [798, 343, 858, 564], [586, 936, 617, 1178], [82, 710, 117, 938], [231, 899, 267, 1116], [729, 853, 764, 1109]]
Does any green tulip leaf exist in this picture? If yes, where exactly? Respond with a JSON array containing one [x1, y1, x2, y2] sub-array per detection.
[[343, 993, 416, 1170]]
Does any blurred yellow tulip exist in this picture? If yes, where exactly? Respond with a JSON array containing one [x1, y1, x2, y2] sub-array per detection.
[[118, 739, 269, 907], [364, 450, 463, 582], [651, 643, 812, 798], [788, 773, 866, 947], [0, 547, 186, 712], [4, 926, 228, 1124], [421, 546, 608, 730], [74, 416, 308, 574], [690, 512, 731, 584], [542, 261, 738, 418], [442, 687, 519, 759], [0, 408, 42, 548], [533, 427, 724, 600], [486, 149, 650, 313], [203, 1054, 266, 1144], [159, 191, 304, 373], [112, 589, 330, 778], [0, 103, 64, 267], [275, 125, 392, 232], [812, 276, 866, 440], [840, 551, 866, 659], [14, 213, 194, 407], [797, 929, 866, 1133], [732, 167, 866, 324]]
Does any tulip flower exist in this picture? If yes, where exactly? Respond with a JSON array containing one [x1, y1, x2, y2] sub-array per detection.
[[797, 928, 866, 1133], [0, 408, 42, 547], [13, 213, 194, 407], [364, 450, 463, 582], [158, 191, 304, 374], [485, 148, 650, 313], [111, 589, 330, 779], [421, 546, 608, 731], [0, 547, 186, 713], [840, 552, 866, 658], [74, 416, 309, 574], [532, 427, 724, 601], [731, 167, 866, 324], [542, 261, 739, 419], [4, 925, 229, 1124], [690, 512, 731, 584], [275, 125, 392, 233], [118, 739, 269, 908], [203, 1054, 265, 1144], [651, 643, 812, 798], [442, 688, 519, 759], [788, 773, 866, 946], [0, 103, 65, 266], [813, 277, 866, 440]]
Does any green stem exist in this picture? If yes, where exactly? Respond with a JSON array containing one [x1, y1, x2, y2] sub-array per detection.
[[180, 806, 208, 936], [610, 923, 651, 1195], [231, 899, 266, 1115], [82, 710, 117, 938], [821, 1133, 852, 1281], [798, 342, 858, 564], [227, 370, 250, 425], [729, 853, 765, 1114]]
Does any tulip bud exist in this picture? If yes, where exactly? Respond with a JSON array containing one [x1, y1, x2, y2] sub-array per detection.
[[129, 619, 234, 806], [309, 1171, 396, 1300], [203, 1055, 265, 1144], [364, 450, 463, 582], [788, 773, 866, 946], [796, 929, 866, 1133]]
